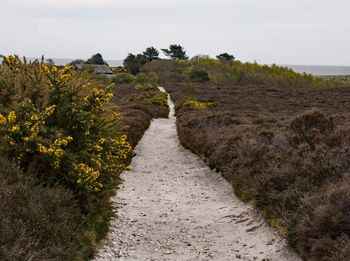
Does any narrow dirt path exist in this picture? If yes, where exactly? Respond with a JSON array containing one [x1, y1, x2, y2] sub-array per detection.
[[94, 87, 300, 261]]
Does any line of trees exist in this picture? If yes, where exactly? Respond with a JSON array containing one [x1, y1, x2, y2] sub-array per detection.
[[68, 53, 108, 66], [123, 44, 236, 75], [63, 47, 235, 76]]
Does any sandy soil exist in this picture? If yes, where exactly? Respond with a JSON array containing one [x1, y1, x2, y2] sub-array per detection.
[[93, 87, 300, 261]]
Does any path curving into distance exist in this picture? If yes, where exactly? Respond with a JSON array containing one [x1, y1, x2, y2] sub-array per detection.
[[94, 87, 300, 261]]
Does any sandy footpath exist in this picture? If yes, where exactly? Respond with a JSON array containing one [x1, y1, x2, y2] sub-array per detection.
[[93, 87, 300, 261]]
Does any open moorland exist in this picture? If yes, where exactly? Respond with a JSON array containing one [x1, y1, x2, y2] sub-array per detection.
[[163, 82, 350, 260]]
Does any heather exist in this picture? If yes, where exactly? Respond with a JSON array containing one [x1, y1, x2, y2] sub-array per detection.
[[163, 77, 350, 260]]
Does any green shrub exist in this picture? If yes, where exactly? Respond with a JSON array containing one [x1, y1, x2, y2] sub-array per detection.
[[127, 91, 169, 109], [134, 83, 153, 91], [110, 72, 137, 84], [188, 69, 210, 82], [137, 72, 159, 87]]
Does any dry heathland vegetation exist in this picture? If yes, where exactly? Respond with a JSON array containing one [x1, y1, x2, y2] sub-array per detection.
[[148, 58, 350, 261], [2, 52, 350, 261]]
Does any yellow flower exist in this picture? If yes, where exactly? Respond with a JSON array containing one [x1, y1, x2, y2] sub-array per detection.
[[4, 55, 17, 65], [30, 115, 39, 121], [0, 114, 7, 125], [41, 65, 50, 74], [38, 144, 48, 153], [7, 111, 16, 123], [44, 105, 56, 116], [10, 125, 20, 133]]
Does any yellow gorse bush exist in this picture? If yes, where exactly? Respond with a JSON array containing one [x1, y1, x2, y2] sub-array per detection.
[[0, 55, 131, 194], [181, 99, 217, 109]]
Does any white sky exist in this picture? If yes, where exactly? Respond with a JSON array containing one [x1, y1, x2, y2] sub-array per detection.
[[1, 0, 349, 65]]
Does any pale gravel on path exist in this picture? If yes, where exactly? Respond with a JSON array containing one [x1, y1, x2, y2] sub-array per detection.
[[93, 87, 300, 261]]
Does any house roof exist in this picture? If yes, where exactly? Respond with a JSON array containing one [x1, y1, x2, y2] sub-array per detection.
[[75, 64, 112, 74]]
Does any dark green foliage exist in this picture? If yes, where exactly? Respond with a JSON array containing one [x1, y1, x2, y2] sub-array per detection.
[[86, 53, 107, 65], [68, 59, 85, 66], [216, 53, 235, 62], [143, 47, 160, 62], [110, 72, 137, 84], [161, 44, 188, 60], [188, 69, 210, 82], [123, 53, 147, 75]]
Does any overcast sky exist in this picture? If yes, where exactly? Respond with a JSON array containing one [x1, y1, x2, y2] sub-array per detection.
[[1, 0, 349, 65]]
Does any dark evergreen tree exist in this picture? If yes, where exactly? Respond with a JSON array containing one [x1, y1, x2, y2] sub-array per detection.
[[123, 53, 147, 75], [216, 53, 235, 62], [86, 53, 107, 65], [143, 47, 159, 62], [161, 44, 188, 60], [67, 59, 85, 66]]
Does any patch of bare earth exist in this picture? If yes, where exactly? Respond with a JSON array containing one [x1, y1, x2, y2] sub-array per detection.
[[94, 88, 300, 261]]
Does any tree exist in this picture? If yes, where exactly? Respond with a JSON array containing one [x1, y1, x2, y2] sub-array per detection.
[[191, 54, 210, 60], [123, 53, 147, 75], [216, 53, 235, 62], [67, 59, 85, 66], [161, 44, 188, 60], [86, 53, 107, 65], [46, 58, 55, 66], [143, 47, 159, 62]]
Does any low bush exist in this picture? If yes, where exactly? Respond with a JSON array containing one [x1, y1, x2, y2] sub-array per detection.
[[134, 83, 153, 91], [179, 99, 216, 109], [290, 176, 350, 260], [0, 156, 82, 261], [127, 90, 169, 110], [187, 69, 210, 82], [110, 72, 137, 84]]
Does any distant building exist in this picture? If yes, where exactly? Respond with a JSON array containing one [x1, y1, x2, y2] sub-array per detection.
[[74, 64, 113, 76], [0, 54, 4, 63]]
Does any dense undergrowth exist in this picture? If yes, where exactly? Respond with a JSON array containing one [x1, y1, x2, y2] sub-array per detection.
[[160, 57, 350, 260], [148, 58, 344, 88], [0, 56, 168, 260]]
